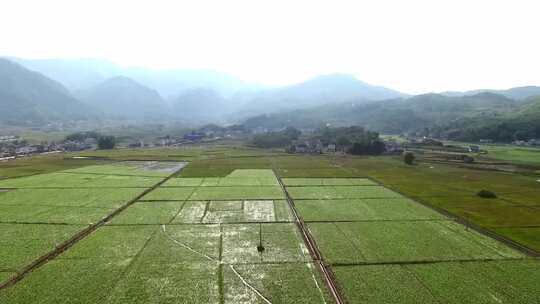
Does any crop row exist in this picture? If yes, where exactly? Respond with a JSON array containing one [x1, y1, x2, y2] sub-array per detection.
[[0, 173, 162, 189], [111, 200, 293, 224], [287, 185, 403, 199], [1, 222, 330, 304], [307, 221, 523, 264], [334, 260, 540, 303], [282, 178, 377, 186], [62, 161, 184, 177], [0, 188, 147, 208], [295, 198, 444, 222], [163, 177, 280, 187], [142, 186, 286, 201]]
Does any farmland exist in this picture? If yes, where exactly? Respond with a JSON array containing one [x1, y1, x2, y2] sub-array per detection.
[[0, 165, 330, 303], [1, 146, 540, 303]]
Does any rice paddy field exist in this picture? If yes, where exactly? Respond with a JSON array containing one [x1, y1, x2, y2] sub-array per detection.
[[1, 146, 540, 303]]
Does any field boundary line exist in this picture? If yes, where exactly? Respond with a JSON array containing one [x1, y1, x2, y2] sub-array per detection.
[[105, 220, 295, 226], [275, 171, 346, 304], [56, 171, 170, 178], [0, 221, 84, 226], [302, 219, 452, 223], [0, 163, 187, 290], [1, 186, 160, 190], [486, 225, 540, 228], [330, 256, 534, 267], [367, 176, 540, 257]]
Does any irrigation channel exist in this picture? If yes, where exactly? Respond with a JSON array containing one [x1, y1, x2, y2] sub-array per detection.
[[275, 172, 346, 304]]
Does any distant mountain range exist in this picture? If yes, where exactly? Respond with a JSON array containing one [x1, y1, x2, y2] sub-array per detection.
[[9, 57, 261, 99], [242, 92, 537, 134], [233, 73, 406, 117], [75, 76, 167, 120], [1, 56, 540, 136], [0, 59, 96, 125], [441, 86, 540, 100]]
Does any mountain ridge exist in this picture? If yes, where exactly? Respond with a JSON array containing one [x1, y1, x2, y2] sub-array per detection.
[[0, 58, 96, 125], [75, 76, 167, 120]]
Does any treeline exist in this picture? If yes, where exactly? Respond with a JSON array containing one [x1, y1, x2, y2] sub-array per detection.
[[443, 120, 540, 142], [251, 125, 385, 155]]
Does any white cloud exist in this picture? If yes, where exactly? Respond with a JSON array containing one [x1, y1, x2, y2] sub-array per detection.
[[0, 0, 538, 93]]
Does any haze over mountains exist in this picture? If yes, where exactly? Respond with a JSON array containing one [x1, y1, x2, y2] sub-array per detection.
[[0, 59, 96, 125], [1, 57, 540, 136], [75, 76, 167, 120]]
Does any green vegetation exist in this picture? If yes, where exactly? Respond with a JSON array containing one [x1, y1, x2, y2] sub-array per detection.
[[287, 185, 402, 199], [106, 261, 220, 303], [0, 153, 105, 179], [223, 263, 331, 303], [0, 223, 84, 271], [97, 135, 116, 150], [189, 186, 285, 201], [477, 189, 497, 198], [0, 188, 146, 208], [61, 226, 157, 259], [65, 131, 101, 142], [1, 146, 540, 303], [436, 97, 540, 142], [334, 260, 540, 304], [295, 198, 444, 221], [242, 92, 530, 134], [0, 258, 133, 303], [308, 221, 522, 264], [283, 177, 377, 186], [0, 172, 161, 188], [479, 143, 540, 165], [319, 126, 385, 155], [403, 151, 415, 164], [110, 201, 185, 225], [251, 127, 301, 148], [222, 223, 309, 263], [333, 265, 440, 304]]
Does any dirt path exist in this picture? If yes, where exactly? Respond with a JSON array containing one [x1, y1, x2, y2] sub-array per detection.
[[274, 171, 346, 304]]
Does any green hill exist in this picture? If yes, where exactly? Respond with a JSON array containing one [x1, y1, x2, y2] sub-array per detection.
[[436, 96, 540, 141]]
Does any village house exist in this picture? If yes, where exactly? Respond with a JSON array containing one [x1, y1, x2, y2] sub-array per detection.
[[468, 145, 480, 153], [383, 140, 404, 154], [326, 144, 336, 152], [288, 139, 323, 154], [183, 133, 204, 142], [15, 145, 39, 155]]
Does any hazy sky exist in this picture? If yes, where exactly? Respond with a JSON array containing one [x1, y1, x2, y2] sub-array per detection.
[[1, 0, 538, 94]]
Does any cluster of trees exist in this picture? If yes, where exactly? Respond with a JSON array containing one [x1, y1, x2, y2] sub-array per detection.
[[97, 136, 116, 149], [251, 127, 301, 148], [317, 126, 385, 155], [64, 131, 116, 150]]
